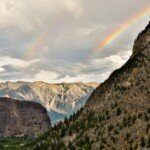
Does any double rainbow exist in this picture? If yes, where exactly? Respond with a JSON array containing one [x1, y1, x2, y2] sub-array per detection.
[[23, 7, 150, 60]]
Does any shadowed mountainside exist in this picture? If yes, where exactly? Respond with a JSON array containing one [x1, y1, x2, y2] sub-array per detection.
[[0, 97, 50, 138]]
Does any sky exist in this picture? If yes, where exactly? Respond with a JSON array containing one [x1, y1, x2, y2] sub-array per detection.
[[0, 0, 149, 83]]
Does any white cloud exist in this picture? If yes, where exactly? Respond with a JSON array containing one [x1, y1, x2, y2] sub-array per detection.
[[0, 56, 39, 68], [34, 70, 58, 82], [29, 70, 111, 83], [25, 50, 132, 83], [0, 0, 83, 32], [0, 68, 5, 72], [53, 72, 111, 83]]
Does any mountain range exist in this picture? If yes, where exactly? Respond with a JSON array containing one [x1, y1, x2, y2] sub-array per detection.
[[0, 82, 98, 125]]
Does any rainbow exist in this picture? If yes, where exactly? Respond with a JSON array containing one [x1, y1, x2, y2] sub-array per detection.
[[24, 30, 49, 60], [91, 7, 150, 56], [23, 10, 66, 60], [23, 7, 150, 60]]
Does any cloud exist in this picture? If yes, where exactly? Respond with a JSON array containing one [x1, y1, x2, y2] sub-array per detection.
[[17, 50, 131, 83], [0, 0, 83, 32], [34, 70, 58, 82], [0, 68, 5, 72], [0, 0, 149, 83], [0, 56, 40, 81], [0, 56, 39, 67]]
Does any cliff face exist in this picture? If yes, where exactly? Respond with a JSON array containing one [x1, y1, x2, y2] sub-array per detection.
[[23, 22, 150, 150], [0, 97, 50, 138], [0, 82, 98, 124], [133, 22, 150, 56]]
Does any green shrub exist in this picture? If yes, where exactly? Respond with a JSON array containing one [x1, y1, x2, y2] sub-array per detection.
[[138, 113, 142, 119], [114, 129, 119, 135], [144, 113, 149, 121], [116, 107, 122, 116], [122, 117, 127, 127], [68, 142, 75, 150], [108, 125, 114, 132], [125, 133, 131, 142], [140, 135, 145, 147], [131, 115, 137, 124], [146, 135, 150, 148]]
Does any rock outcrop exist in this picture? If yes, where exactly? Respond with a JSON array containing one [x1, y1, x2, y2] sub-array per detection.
[[133, 21, 150, 56], [0, 97, 50, 138]]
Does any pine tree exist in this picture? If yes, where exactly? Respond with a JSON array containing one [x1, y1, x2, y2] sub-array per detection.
[[68, 142, 75, 150], [146, 135, 150, 148], [116, 107, 122, 116], [122, 117, 127, 127], [140, 135, 145, 147]]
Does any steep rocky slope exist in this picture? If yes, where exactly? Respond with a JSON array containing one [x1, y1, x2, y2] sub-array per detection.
[[0, 97, 50, 138], [20, 22, 150, 150], [0, 82, 98, 125]]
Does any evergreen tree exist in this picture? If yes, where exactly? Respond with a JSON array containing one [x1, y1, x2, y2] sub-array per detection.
[[140, 135, 145, 147], [68, 142, 75, 150], [146, 135, 150, 148], [116, 107, 122, 116]]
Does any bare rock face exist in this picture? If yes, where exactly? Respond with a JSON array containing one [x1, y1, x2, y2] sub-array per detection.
[[133, 21, 150, 56], [0, 97, 51, 138]]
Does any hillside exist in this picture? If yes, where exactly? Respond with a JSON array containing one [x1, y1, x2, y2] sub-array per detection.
[[16, 22, 150, 150], [0, 97, 50, 138], [0, 82, 98, 125]]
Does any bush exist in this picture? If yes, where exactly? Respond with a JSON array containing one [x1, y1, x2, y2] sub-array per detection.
[[99, 144, 104, 150], [127, 115, 131, 126], [116, 107, 122, 116], [122, 117, 127, 127], [146, 123, 150, 134], [68, 142, 75, 150], [108, 125, 114, 132], [114, 129, 119, 135], [146, 135, 150, 148], [144, 113, 149, 121], [111, 136, 116, 143], [138, 113, 142, 119], [125, 133, 131, 142], [140, 135, 145, 147], [131, 115, 137, 124]]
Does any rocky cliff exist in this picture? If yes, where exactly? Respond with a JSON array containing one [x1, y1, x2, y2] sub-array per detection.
[[0, 82, 98, 125], [0, 97, 50, 138], [21, 22, 150, 149]]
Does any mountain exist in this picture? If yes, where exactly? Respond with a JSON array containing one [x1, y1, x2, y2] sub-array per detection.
[[0, 97, 50, 138], [19, 22, 150, 149], [0, 82, 98, 125]]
